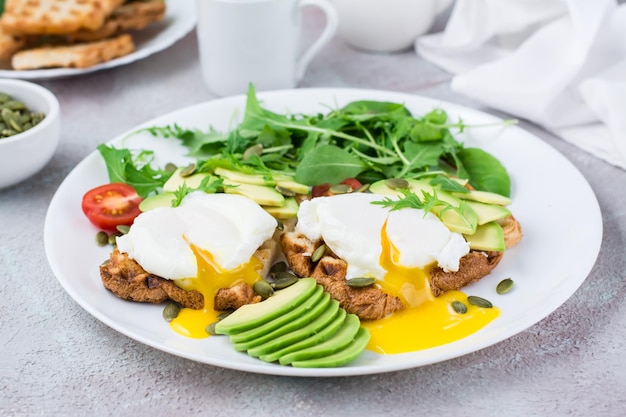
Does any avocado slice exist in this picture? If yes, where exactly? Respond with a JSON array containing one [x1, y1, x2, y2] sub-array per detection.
[[232, 290, 329, 349], [235, 293, 332, 352], [163, 168, 215, 192], [465, 200, 511, 225], [278, 313, 361, 365], [262, 197, 299, 219], [453, 189, 512, 206], [214, 167, 273, 186], [290, 327, 371, 368], [275, 179, 310, 195], [214, 168, 310, 195], [463, 221, 506, 251], [258, 309, 347, 363], [245, 299, 341, 358], [214, 278, 318, 335], [222, 180, 285, 207], [138, 192, 176, 212]]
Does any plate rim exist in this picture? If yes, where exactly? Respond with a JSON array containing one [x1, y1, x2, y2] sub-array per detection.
[[44, 87, 604, 377]]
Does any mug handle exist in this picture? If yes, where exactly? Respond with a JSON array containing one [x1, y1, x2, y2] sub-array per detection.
[[295, 0, 339, 82]]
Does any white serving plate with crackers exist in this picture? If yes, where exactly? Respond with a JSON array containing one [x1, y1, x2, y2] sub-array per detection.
[[0, 0, 195, 80], [44, 88, 602, 377]]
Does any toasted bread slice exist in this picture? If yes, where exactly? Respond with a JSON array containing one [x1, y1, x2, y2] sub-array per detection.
[[1, 0, 125, 35], [101, 238, 279, 310], [11, 33, 135, 70], [65, 1, 166, 43], [101, 249, 205, 309]]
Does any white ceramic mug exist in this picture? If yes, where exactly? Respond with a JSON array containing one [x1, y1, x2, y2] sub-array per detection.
[[331, 0, 452, 53], [196, 0, 338, 96]]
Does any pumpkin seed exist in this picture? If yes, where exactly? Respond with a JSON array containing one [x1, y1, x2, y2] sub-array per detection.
[[354, 183, 370, 193], [164, 162, 178, 173], [385, 178, 409, 190], [275, 185, 296, 197], [3, 100, 26, 111], [329, 184, 352, 194], [269, 261, 287, 276], [243, 143, 263, 160], [0, 93, 47, 139], [206, 321, 219, 335], [217, 311, 232, 321], [253, 280, 274, 299], [311, 244, 326, 262], [162, 302, 181, 322], [273, 272, 298, 289], [116, 225, 130, 235], [179, 163, 196, 177], [346, 277, 376, 288], [496, 278, 514, 294], [107, 234, 118, 246], [467, 295, 493, 308], [95, 231, 109, 246], [451, 301, 468, 314], [276, 219, 284, 231]]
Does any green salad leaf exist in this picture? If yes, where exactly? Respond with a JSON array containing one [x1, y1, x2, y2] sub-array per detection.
[[113, 84, 515, 197]]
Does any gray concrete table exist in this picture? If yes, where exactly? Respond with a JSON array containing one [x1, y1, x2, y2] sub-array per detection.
[[1, 13, 625, 417]]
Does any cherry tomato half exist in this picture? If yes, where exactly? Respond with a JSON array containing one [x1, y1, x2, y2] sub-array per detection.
[[81, 183, 143, 231], [340, 178, 362, 191]]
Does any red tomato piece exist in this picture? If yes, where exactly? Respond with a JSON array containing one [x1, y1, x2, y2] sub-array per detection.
[[81, 183, 143, 231], [340, 178, 362, 191], [311, 183, 331, 198]]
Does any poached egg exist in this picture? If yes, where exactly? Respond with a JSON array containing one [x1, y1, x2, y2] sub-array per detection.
[[117, 192, 278, 338], [295, 193, 499, 354]]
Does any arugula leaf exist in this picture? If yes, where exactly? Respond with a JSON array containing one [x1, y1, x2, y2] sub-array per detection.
[[97, 144, 171, 197], [171, 176, 225, 207], [141, 124, 228, 157], [372, 189, 453, 217], [429, 176, 469, 193]]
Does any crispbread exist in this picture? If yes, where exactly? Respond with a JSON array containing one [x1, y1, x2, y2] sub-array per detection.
[[0, 26, 26, 61], [1, 0, 126, 35], [65, 1, 166, 43], [11, 33, 135, 70]]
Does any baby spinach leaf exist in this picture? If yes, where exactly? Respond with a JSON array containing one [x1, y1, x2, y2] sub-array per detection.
[[457, 147, 511, 196], [295, 144, 365, 185]]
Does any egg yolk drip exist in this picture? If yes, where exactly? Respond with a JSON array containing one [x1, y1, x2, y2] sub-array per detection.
[[169, 243, 263, 339], [362, 221, 499, 354]]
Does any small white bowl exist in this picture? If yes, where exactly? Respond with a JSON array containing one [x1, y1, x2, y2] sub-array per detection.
[[0, 79, 60, 189]]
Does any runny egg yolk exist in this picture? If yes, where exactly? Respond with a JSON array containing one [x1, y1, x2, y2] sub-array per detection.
[[169, 243, 263, 339], [361, 221, 499, 354]]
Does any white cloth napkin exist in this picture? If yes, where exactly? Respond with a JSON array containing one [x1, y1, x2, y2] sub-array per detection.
[[416, 0, 626, 169]]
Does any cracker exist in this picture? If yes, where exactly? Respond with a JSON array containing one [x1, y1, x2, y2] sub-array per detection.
[[0, 26, 26, 61], [1, 0, 126, 35], [66, 1, 166, 43], [11, 33, 135, 70]]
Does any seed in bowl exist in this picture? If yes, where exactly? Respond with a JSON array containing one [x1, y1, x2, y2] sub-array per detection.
[[0, 92, 46, 139]]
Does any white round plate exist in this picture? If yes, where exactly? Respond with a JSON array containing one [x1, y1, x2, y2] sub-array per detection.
[[44, 88, 603, 377], [0, 0, 195, 80]]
